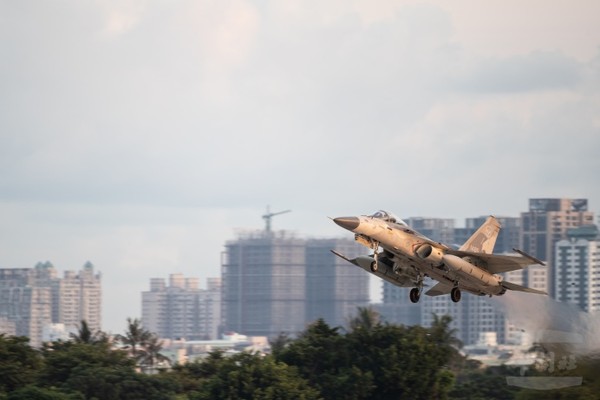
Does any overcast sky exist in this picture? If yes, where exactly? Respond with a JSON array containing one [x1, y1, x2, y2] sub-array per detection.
[[1, 0, 599, 333]]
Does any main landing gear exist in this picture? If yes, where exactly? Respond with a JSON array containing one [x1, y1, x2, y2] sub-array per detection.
[[450, 287, 461, 303], [409, 288, 421, 303], [409, 277, 424, 303]]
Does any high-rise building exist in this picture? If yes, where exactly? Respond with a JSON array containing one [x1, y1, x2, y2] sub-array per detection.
[[0, 317, 16, 336], [142, 274, 221, 340], [221, 231, 368, 338], [222, 231, 307, 337], [520, 198, 594, 297], [554, 225, 600, 312], [305, 239, 369, 327], [404, 217, 455, 246], [52, 261, 102, 333], [0, 262, 101, 347]]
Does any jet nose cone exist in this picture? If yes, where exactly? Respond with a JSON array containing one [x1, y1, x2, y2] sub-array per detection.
[[333, 216, 360, 231]]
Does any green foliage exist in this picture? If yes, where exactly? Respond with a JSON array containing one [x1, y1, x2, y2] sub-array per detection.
[[7, 386, 82, 400], [115, 317, 153, 363], [170, 351, 227, 393], [275, 316, 459, 400], [138, 334, 171, 372], [38, 341, 134, 387], [0, 335, 43, 393], [62, 365, 176, 400], [38, 339, 176, 399], [69, 320, 107, 345], [113, 317, 170, 373], [275, 319, 374, 400], [186, 352, 320, 400], [349, 323, 455, 400], [449, 366, 521, 400], [348, 306, 381, 332], [7, 314, 600, 400]]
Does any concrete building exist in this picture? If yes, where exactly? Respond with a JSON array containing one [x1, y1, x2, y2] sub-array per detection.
[[42, 323, 75, 342], [142, 275, 221, 340], [554, 225, 600, 312], [0, 317, 16, 336], [305, 238, 369, 327], [0, 262, 101, 347], [221, 230, 368, 338], [404, 217, 455, 246], [520, 198, 594, 297], [52, 261, 102, 333]]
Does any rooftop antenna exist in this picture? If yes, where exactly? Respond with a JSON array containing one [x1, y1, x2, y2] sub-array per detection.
[[262, 205, 291, 233]]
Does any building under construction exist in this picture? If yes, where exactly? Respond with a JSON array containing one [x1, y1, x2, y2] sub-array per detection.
[[221, 208, 369, 337]]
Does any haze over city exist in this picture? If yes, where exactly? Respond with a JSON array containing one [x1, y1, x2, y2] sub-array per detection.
[[1, 0, 599, 333]]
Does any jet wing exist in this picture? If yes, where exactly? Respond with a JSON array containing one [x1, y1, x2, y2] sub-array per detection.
[[330, 249, 361, 266], [425, 282, 453, 296], [330, 250, 415, 288], [446, 248, 545, 274]]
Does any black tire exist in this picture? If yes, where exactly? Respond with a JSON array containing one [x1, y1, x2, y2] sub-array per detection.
[[409, 288, 420, 303], [370, 261, 378, 272], [451, 287, 461, 302]]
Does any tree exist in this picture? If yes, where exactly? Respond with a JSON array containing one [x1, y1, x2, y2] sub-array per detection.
[[429, 313, 463, 371], [449, 365, 521, 400], [188, 352, 320, 400], [0, 335, 43, 394], [37, 339, 176, 399], [69, 320, 106, 345], [275, 319, 374, 400], [62, 365, 176, 400], [269, 332, 292, 355], [115, 317, 152, 363], [348, 306, 381, 332], [347, 323, 455, 400], [138, 334, 171, 373], [276, 317, 460, 400], [38, 340, 134, 387], [7, 385, 82, 400]]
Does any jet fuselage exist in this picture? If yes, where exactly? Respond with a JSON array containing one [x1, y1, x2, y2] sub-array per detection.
[[334, 214, 505, 297]]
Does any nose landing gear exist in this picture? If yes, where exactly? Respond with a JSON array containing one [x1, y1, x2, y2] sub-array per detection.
[[370, 241, 380, 272]]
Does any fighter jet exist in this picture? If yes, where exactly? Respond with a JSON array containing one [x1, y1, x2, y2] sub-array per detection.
[[332, 210, 547, 303]]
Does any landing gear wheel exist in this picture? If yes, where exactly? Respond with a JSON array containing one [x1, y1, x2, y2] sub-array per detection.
[[370, 261, 378, 272], [409, 288, 421, 303], [451, 287, 461, 303]]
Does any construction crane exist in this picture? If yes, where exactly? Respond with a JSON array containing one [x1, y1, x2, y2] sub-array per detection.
[[262, 206, 291, 233]]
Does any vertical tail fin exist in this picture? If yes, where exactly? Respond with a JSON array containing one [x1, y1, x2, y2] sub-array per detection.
[[459, 216, 500, 254]]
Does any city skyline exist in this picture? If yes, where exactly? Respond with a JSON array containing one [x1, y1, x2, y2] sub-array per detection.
[[3, 199, 598, 334], [1, 1, 599, 333]]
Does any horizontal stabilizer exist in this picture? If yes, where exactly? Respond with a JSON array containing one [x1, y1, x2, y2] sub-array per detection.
[[502, 281, 547, 295], [512, 248, 545, 266]]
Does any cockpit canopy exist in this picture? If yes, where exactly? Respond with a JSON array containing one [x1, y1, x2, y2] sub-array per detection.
[[368, 210, 407, 226]]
